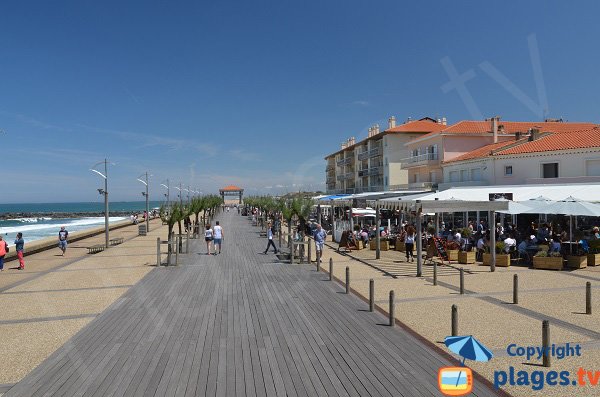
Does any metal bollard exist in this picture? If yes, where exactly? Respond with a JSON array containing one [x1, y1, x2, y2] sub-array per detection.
[[542, 320, 550, 367], [433, 262, 437, 286], [586, 282, 592, 315], [389, 290, 395, 327], [345, 266, 350, 294], [329, 258, 333, 281], [175, 236, 179, 265], [513, 274, 519, 304], [369, 279, 374, 312], [157, 237, 161, 266], [451, 304, 458, 336], [459, 268, 464, 295]]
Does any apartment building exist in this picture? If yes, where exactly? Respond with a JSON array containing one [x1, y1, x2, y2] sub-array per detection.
[[402, 117, 597, 190], [325, 117, 446, 194], [439, 127, 600, 189]]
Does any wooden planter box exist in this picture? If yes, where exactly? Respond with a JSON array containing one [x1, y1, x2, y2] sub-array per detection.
[[458, 251, 476, 264], [482, 253, 511, 267], [533, 256, 564, 270], [369, 240, 389, 251], [447, 249, 459, 261], [587, 253, 600, 266], [567, 255, 587, 269], [395, 240, 406, 252]]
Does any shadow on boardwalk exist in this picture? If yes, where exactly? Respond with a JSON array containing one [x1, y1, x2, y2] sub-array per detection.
[[6, 212, 504, 396]]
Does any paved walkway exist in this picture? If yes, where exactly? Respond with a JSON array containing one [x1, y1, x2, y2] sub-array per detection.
[[6, 212, 502, 396]]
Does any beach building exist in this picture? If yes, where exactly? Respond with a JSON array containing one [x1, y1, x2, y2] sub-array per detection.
[[439, 126, 600, 189], [325, 117, 446, 194], [402, 117, 597, 191]]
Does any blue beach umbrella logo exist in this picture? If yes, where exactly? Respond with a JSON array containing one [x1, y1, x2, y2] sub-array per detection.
[[445, 335, 494, 365], [438, 335, 493, 395]]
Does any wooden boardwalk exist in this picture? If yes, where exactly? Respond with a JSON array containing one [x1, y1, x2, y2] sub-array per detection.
[[6, 212, 502, 396]]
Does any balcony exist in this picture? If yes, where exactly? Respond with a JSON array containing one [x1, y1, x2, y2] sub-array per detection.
[[357, 150, 369, 161], [369, 147, 381, 158], [326, 164, 335, 172], [336, 172, 354, 182], [401, 152, 440, 169], [336, 157, 354, 166], [358, 166, 381, 177]]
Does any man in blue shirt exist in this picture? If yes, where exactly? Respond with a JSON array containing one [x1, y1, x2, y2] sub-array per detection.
[[313, 224, 327, 263], [14, 232, 25, 270], [263, 222, 278, 254]]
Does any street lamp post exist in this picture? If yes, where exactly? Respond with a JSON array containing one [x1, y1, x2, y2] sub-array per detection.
[[91, 159, 110, 248], [137, 172, 150, 233], [160, 179, 170, 207]]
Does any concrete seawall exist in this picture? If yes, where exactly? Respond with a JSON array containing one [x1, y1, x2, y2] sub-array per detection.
[[2, 219, 138, 262]]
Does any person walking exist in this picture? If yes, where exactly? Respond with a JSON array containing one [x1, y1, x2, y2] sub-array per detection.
[[313, 224, 326, 263], [14, 232, 24, 270], [405, 225, 416, 262], [0, 236, 8, 271], [204, 224, 214, 255], [263, 222, 278, 254], [58, 226, 69, 256], [213, 221, 223, 255]]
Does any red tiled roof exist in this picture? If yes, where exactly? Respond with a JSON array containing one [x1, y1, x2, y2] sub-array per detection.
[[384, 120, 446, 133], [444, 128, 600, 163], [415, 120, 598, 142], [220, 185, 243, 191]]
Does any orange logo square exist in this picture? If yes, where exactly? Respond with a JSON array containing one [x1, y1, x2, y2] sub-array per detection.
[[438, 366, 473, 396]]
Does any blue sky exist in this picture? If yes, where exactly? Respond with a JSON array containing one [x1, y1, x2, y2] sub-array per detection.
[[1, 1, 599, 203]]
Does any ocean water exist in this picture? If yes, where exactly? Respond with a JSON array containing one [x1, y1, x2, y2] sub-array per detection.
[[0, 201, 163, 214], [0, 201, 164, 246]]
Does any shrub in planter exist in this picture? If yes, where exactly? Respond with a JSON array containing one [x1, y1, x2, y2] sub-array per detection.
[[533, 251, 564, 270], [481, 242, 510, 266], [567, 255, 587, 269]]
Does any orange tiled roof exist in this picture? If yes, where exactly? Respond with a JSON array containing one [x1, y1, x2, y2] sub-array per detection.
[[384, 120, 446, 133], [444, 140, 524, 163], [220, 185, 243, 191], [498, 128, 600, 155], [444, 128, 600, 163], [415, 120, 598, 141]]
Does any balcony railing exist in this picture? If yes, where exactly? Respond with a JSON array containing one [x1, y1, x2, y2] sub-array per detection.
[[357, 150, 369, 161], [358, 166, 381, 177], [336, 157, 354, 166], [369, 147, 381, 158], [401, 152, 439, 169]]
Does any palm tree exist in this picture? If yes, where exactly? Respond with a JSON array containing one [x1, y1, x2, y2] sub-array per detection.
[[160, 203, 183, 263]]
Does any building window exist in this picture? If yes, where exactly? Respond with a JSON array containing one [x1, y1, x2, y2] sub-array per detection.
[[542, 163, 559, 178], [384, 176, 388, 186], [504, 165, 513, 176], [471, 168, 481, 181], [449, 171, 459, 183], [413, 174, 418, 183], [460, 169, 469, 182], [384, 137, 387, 147], [586, 159, 600, 176]]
